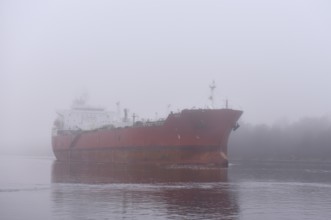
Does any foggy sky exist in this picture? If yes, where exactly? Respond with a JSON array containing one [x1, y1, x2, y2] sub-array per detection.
[[1, 0, 331, 153]]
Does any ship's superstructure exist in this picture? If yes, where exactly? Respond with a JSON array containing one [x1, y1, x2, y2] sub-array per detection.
[[53, 96, 133, 135]]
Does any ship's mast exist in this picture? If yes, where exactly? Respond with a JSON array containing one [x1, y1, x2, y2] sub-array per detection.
[[132, 113, 137, 125], [116, 102, 121, 119], [209, 80, 216, 109]]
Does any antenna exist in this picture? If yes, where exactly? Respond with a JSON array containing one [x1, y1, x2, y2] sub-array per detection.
[[132, 113, 137, 125], [209, 80, 216, 109], [123, 108, 129, 122], [116, 102, 120, 119]]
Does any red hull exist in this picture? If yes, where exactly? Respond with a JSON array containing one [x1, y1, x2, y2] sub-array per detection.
[[52, 109, 242, 167]]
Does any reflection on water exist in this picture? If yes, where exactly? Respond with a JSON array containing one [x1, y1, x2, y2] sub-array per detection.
[[51, 162, 239, 220], [3, 156, 331, 219], [51, 162, 230, 184]]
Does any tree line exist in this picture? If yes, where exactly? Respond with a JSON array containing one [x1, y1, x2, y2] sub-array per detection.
[[229, 116, 331, 161]]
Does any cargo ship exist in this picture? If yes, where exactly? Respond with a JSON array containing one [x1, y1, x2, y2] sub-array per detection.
[[52, 82, 242, 167]]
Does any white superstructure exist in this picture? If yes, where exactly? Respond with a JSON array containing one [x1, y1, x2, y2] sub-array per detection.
[[55, 106, 115, 131], [52, 95, 134, 133]]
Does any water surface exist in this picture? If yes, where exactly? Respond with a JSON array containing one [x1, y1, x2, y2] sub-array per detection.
[[1, 155, 331, 220]]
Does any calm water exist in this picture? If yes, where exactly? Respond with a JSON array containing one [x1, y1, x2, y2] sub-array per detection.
[[1, 155, 331, 220]]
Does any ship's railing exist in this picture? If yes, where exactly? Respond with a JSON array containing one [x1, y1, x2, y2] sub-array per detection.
[[133, 120, 165, 127], [56, 129, 84, 135], [55, 119, 166, 135]]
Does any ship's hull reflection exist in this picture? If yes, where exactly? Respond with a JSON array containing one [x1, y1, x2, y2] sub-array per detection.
[[51, 162, 239, 219], [52, 161, 229, 184]]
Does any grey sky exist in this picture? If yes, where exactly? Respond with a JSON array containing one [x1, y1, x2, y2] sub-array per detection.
[[1, 0, 331, 151]]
